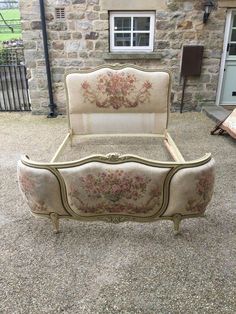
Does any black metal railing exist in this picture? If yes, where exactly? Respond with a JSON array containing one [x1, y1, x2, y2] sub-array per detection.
[[0, 65, 31, 111]]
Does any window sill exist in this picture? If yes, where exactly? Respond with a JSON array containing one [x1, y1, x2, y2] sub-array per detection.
[[103, 52, 162, 60]]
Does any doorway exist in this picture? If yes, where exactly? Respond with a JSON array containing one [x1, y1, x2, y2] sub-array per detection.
[[218, 11, 236, 107]]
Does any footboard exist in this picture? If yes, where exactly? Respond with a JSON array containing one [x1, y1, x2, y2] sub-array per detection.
[[17, 153, 215, 233]]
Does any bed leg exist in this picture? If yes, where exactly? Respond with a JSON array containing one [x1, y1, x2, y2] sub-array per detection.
[[69, 132, 73, 147], [50, 213, 60, 234], [173, 214, 182, 235]]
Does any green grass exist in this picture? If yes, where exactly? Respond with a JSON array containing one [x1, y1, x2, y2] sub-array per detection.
[[1, 8, 21, 20], [0, 9, 22, 42]]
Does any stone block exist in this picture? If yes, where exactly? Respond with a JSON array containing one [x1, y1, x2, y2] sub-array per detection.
[[50, 0, 70, 5], [24, 41, 37, 49], [59, 32, 71, 40], [72, 32, 83, 39], [93, 20, 108, 31], [88, 0, 99, 4], [100, 12, 108, 20], [67, 12, 85, 20], [36, 60, 46, 67], [86, 11, 99, 20], [156, 20, 171, 30], [183, 32, 196, 40], [183, 2, 193, 11], [50, 50, 67, 59], [177, 20, 193, 29], [67, 52, 78, 58], [52, 41, 65, 50], [48, 22, 67, 31], [72, 0, 85, 3], [79, 51, 88, 58], [21, 21, 31, 31], [85, 31, 99, 40], [156, 40, 170, 49], [30, 21, 42, 30], [65, 41, 81, 53], [76, 21, 92, 31], [86, 40, 94, 50], [68, 21, 76, 31], [46, 13, 54, 22], [52, 67, 65, 75], [167, 1, 179, 11], [48, 32, 59, 40]]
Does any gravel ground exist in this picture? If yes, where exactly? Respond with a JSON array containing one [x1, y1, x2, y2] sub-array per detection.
[[0, 112, 235, 314]]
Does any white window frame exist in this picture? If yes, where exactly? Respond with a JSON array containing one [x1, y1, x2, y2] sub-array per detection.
[[109, 11, 155, 52]]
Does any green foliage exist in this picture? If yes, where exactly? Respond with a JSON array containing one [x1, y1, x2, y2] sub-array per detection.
[[0, 47, 10, 64]]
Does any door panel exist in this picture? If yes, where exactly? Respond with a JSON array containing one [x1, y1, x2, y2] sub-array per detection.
[[221, 12, 236, 105], [221, 62, 236, 104]]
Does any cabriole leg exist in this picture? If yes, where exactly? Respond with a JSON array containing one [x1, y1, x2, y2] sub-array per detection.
[[50, 213, 60, 233], [173, 214, 182, 235]]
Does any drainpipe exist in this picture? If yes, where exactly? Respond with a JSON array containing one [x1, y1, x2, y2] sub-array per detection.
[[39, 0, 57, 118]]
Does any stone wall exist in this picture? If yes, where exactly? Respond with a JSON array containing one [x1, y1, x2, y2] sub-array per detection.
[[19, 0, 226, 114]]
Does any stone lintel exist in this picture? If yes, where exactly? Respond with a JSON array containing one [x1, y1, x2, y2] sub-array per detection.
[[103, 52, 162, 60], [218, 0, 236, 7], [101, 0, 166, 11]]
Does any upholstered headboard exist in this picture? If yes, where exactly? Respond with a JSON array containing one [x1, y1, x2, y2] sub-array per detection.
[[65, 65, 171, 135]]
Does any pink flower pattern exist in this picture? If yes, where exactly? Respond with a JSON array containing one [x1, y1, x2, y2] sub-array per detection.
[[81, 72, 152, 110], [19, 172, 48, 213], [68, 170, 162, 214], [186, 168, 215, 213]]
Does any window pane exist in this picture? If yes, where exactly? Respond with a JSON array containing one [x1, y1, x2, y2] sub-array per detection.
[[233, 15, 236, 27], [229, 43, 236, 55], [114, 33, 131, 46], [114, 17, 131, 31], [231, 29, 236, 41], [133, 17, 150, 31], [133, 33, 150, 46]]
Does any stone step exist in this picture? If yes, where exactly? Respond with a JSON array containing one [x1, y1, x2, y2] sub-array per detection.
[[202, 106, 231, 123]]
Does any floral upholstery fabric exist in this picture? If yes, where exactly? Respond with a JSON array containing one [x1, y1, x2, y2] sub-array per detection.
[[66, 67, 170, 135], [163, 158, 215, 216], [18, 158, 214, 219], [60, 162, 170, 216], [17, 162, 68, 215], [222, 108, 236, 139]]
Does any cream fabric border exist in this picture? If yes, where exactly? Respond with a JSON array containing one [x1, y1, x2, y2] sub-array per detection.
[[70, 113, 167, 134]]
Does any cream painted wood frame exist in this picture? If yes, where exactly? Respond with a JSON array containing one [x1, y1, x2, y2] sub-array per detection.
[[51, 64, 184, 163], [18, 64, 214, 234]]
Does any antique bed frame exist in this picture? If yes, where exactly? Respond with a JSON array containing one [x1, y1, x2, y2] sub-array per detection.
[[18, 64, 215, 234]]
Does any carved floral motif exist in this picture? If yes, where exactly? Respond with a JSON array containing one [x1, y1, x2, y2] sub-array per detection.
[[81, 72, 152, 110]]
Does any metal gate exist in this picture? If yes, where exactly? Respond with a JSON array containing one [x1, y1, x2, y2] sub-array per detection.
[[0, 64, 31, 111]]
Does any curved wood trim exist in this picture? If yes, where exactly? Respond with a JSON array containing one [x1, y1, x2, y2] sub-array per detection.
[[21, 152, 212, 169], [20, 153, 213, 221]]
